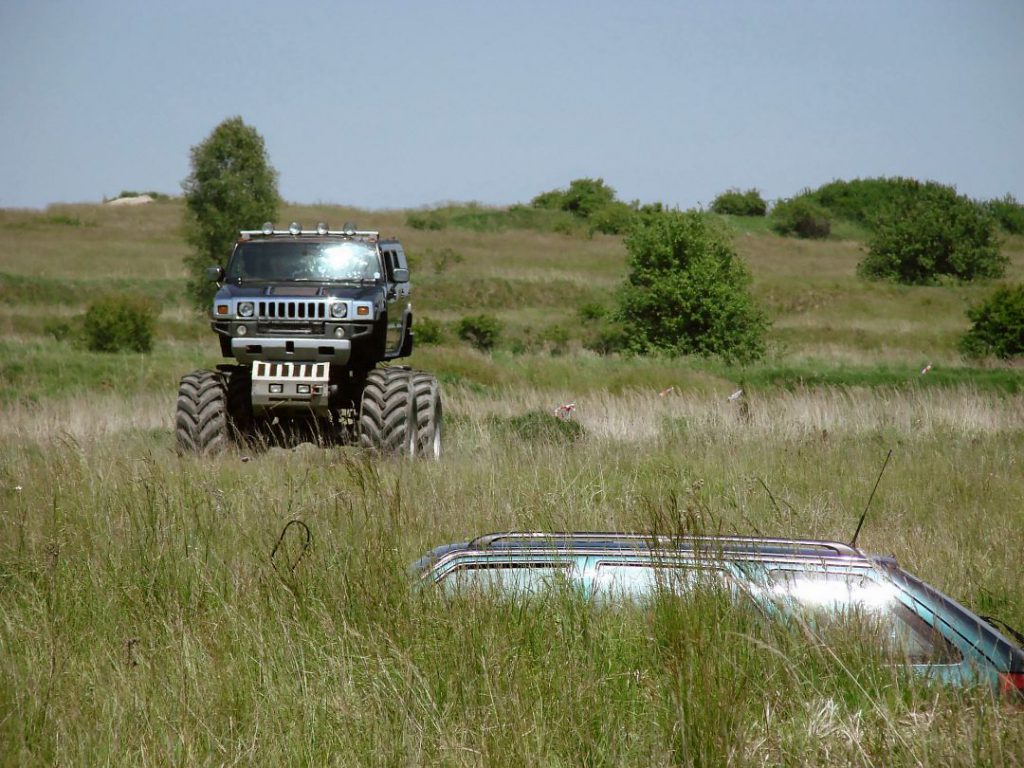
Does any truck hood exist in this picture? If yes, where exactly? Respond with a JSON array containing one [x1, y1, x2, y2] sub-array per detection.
[[215, 283, 382, 301]]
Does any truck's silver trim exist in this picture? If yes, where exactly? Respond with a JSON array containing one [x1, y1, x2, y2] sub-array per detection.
[[231, 337, 351, 364]]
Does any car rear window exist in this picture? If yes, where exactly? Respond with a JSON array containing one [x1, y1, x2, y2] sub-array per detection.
[[765, 569, 961, 664]]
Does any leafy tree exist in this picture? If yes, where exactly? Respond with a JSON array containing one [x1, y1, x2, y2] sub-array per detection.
[[960, 285, 1024, 359], [857, 181, 1004, 284], [616, 211, 767, 362], [182, 117, 279, 306], [710, 188, 767, 217]]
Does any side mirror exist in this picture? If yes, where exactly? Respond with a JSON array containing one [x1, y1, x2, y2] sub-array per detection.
[[392, 268, 409, 283], [207, 265, 225, 283]]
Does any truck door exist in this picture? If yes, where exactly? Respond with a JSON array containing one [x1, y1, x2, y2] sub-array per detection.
[[383, 248, 410, 353]]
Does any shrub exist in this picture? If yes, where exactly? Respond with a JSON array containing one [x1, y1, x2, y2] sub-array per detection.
[[984, 194, 1024, 235], [858, 181, 1005, 284], [770, 198, 831, 239], [456, 314, 502, 352], [82, 293, 160, 353], [414, 316, 444, 345], [589, 202, 635, 235], [710, 188, 767, 217], [406, 211, 447, 231], [532, 178, 618, 219], [429, 247, 464, 274], [960, 285, 1024, 359], [182, 117, 279, 308], [617, 211, 767, 362], [577, 302, 608, 322], [802, 177, 917, 226], [489, 410, 586, 444]]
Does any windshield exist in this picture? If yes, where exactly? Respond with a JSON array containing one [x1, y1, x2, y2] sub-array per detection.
[[227, 241, 382, 282]]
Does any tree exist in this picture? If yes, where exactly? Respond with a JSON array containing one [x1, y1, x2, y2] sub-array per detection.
[[857, 181, 1004, 284], [182, 117, 279, 306], [617, 211, 767, 362], [531, 178, 618, 219]]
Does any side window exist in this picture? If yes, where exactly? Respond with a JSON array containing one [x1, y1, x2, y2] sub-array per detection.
[[394, 248, 408, 271], [437, 561, 573, 596], [381, 250, 396, 280], [592, 561, 731, 601]]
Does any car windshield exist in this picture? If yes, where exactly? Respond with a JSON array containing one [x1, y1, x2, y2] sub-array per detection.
[[227, 241, 381, 282]]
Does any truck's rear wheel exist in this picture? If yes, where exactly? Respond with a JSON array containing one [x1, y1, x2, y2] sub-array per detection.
[[175, 370, 231, 455], [412, 371, 443, 459], [358, 368, 417, 457]]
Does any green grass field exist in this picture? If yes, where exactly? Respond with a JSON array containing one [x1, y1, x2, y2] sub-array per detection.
[[1, 200, 1022, 765]]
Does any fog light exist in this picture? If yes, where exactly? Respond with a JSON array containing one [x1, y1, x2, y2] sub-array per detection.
[[236, 325, 247, 336], [334, 326, 345, 338], [316, 221, 329, 235], [262, 221, 274, 235], [297, 384, 311, 394], [288, 221, 302, 235], [269, 383, 283, 394]]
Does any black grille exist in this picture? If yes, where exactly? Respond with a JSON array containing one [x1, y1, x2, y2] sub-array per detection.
[[257, 300, 327, 320]]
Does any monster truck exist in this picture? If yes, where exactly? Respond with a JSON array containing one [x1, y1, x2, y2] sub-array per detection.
[[175, 222, 442, 458]]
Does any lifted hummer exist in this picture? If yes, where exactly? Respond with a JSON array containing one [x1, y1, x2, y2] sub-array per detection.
[[175, 222, 442, 457]]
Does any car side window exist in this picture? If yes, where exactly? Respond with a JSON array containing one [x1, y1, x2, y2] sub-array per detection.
[[438, 560, 573, 596], [591, 561, 732, 601], [765, 569, 961, 664]]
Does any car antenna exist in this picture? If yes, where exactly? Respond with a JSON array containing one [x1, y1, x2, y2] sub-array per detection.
[[850, 449, 893, 549]]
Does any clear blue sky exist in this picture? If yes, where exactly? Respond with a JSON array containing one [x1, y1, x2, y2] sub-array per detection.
[[1, 0, 1021, 210]]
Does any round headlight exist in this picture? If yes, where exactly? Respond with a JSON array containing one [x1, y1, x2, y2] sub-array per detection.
[[288, 221, 302, 236], [262, 221, 274, 235], [316, 221, 329, 235], [237, 301, 255, 318], [330, 302, 347, 319]]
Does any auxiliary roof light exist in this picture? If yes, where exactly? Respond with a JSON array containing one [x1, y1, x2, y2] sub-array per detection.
[[262, 221, 274, 235], [316, 222, 329, 235], [288, 221, 302, 236]]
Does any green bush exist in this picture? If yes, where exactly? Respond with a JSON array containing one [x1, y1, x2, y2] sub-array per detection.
[[710, 188, 767, 217], [770, 198, 831, 239], [406, 211, 447, 231], [414, 316, 444, 345], [617, 211, 767, 362], [984, 194, 1024, 235], [589, 202, 635, 235], [801, 178, 917, 226], [82, 294, 160, 353], [960, 285, 1024, 359], [489, 410, 586, 444], [456, 314, 502, 352], [858, 181, 1005, 284]]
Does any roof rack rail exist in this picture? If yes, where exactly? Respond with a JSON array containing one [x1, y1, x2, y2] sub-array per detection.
[[466, 531, 862, 558], [239, 228, 380, 238]]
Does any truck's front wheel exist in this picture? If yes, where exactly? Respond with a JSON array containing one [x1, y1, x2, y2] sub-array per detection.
[[357, 368, 417, 457], [175, 369, 231, 455]]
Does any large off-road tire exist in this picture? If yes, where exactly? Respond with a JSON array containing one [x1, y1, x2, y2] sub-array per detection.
[[223, 365, 254, 439], [412, 371, 443, 459], [175, 369, 231, 455], [358, 368, 417, 457]]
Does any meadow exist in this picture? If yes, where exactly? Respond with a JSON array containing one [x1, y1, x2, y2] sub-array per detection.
[[1, 199, 1022, 765]]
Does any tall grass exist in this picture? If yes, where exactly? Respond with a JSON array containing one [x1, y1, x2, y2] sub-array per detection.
[[1, 387, 1023, 764]]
